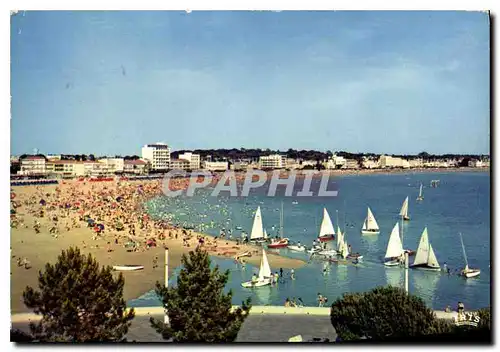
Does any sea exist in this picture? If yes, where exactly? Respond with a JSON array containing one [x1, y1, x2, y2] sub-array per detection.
[[128, 171, 491, 310]]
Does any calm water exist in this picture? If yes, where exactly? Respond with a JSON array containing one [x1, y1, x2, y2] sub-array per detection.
[[129, 171, 491, 310]]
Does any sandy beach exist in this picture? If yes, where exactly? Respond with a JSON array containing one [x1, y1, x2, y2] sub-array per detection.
[[10, 181, 305, 314]]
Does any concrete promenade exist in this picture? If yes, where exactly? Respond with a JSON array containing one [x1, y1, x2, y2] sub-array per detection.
[[11, 306, 459, 342]]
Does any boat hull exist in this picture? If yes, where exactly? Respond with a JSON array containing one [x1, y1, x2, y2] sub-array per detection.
[[268, 243, 288, 249], [318, 235, 335, 242], [464, 270, 481, 278], [361, 229, 380, 235], [241, 279, 272, 288], [317, 250, 337, 256], [267, 238, 289, 249], [384, 260, 401, 267], [113, 265, 144, 271], [409, 264, 441, 271], [288, 245, 306, 252], [347, 254, 363, 260]]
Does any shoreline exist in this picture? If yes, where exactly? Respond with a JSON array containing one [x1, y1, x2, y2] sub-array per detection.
[[323, 166, 489, 177], [10, 181, 305, 314]]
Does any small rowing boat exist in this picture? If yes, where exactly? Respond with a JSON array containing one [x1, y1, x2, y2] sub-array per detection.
[[112, 265, 144, 271]]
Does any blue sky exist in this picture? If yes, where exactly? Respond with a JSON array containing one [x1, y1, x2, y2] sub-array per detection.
[[11, 11, 490, 156]]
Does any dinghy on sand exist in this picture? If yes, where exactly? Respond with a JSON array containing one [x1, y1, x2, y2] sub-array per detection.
[[113, 265, 144, 271]]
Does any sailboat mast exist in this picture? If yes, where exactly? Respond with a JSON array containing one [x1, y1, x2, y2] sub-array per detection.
[[336, 210, 339, 230], [459, 232, 469, 267], [280, 201, 284, 238]]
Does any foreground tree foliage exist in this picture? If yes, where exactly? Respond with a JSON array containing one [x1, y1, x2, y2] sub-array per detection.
[[331, 286, 449, 340], [151, 246, 251, 342], [22, 247, 135, 342], [331, 286, 491, 342]]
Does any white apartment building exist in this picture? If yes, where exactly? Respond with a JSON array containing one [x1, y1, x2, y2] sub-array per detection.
[[468, 159, 484, 168], [202, 161, 229, 171], [379, 155, 410, 168], [19, 156, 47, 176], [141, 143, 171, 170], [259, 154, 286, 169], [123, 160, 148, 174], [46, 160, 85, 177], [361, 158, 379, 169], [178, 152, 201, 170], [408, 158, 424, 168], [98, 158, 124, 173], [325, 155, 346, 169], [170, 158, 191, 170]]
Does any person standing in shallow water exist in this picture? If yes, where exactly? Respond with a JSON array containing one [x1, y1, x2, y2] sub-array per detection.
[[279, 267, 283, 278]]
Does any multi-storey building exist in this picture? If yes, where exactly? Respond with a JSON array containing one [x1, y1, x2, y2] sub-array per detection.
[[202, 161, 229, 171], [170, 158, 191, 170], [379, 155, 410, 168], [19, 156, 47, 176], [123, 160, 149, 175], [259, 154, 286, 169], [141, 143, 171, 170], [98, 158, 125, 173], [178, 152, 201, 170]]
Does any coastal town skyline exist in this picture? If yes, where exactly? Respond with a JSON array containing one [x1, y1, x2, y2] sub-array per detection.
[[11, 11, 489, 156]]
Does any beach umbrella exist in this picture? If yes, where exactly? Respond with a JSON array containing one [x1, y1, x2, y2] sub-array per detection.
[[97, 224, 105, 230], [40, 199, 46, 206], [10, 209, 16, 214], [87, 218, 95, 224]]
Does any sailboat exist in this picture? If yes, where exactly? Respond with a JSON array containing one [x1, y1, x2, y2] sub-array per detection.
[[241, 249, 273, 288], [410, 227, 440, 271], [399, 196, 410, 221], [268, 201, 289, 249], [318, 208, 335, 242], [384, 222, 404, 266], [361, 207, 380, 235], [249, 206, 267, 243], [459, 232, 480, 278], [416, 184, 424, 201]]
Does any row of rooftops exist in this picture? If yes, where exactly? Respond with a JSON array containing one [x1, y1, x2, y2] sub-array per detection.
[[19, 157, 147, 166]]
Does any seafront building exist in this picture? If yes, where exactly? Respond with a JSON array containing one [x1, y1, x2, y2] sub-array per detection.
[[123, 159, 148, 175], [178, 152, 201, 170], [170, 158, 191, 170], [362, 157, 379, 169], [19, 156, 46, 176], [378, 155, 410, 168], [259, 154, 287, 169], [141, 143, 171, 171], [202, 161, 229, 171]]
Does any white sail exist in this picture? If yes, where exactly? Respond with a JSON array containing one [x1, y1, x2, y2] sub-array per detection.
[[319, 208, 335, 238], [385, 222, 404, 259], [427, 244, 440, 268], [250, 206, 264, 240], [364, 207, 380, 231], [341, 240, 349, 258], [419, 184, 423, 198], [258, 250, 272, 280], [412, 227, 430, 266], [399, 196, 409, 218], [336, 227, 344, 252], [263, 228, 268, 239]]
